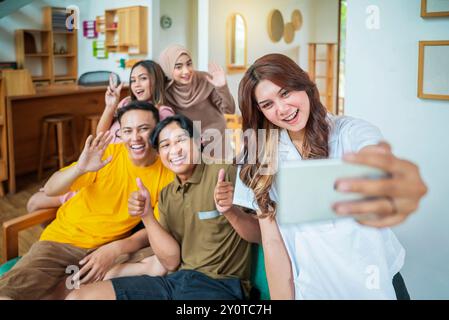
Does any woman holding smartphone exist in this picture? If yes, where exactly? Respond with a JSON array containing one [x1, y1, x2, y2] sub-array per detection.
[[234, 54, 427, 299]]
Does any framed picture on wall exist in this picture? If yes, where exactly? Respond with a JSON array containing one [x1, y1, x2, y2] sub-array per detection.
[[421, 0, 449, 18], [418, 40, 449, 101]]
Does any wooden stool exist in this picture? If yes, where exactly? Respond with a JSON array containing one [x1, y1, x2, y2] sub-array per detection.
[[37, 114, 78, 180], [80, 114, 101, 150]]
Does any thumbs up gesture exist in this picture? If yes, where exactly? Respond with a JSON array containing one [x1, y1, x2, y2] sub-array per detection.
[[128, 178, 152, 218], [214, 168, 234, 214]]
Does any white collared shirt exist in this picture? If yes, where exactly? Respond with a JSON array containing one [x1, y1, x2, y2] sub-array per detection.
[[233, 114, 405, 299]]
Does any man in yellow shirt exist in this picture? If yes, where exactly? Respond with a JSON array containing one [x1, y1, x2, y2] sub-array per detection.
[[0, 101, 174, 300]]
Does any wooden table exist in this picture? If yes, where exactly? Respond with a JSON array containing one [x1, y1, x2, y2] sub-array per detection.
[[5, 84, 126, 194]]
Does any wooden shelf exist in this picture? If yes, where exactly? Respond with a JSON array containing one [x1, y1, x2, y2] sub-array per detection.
[[32, 76, 51, 81], [15, 7, 78, 85], [53, 30, 76, 35], [15, 29, 52, 83], [96, 15, 106, 33], [54, 75, 76, 80], [25, 53, 50, 57], [46, 7, 78, 84], [54, 54, 75, 58], [309, 42, 337, 45], [308, 43, 336, 113], [22, 29, 51, 33]]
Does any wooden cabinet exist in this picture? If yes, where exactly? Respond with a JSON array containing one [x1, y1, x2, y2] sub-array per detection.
[[51, 30, 78, 83], [15, 29, 53, 83], [127, 7, 142, 48], [43, 7, 78, 84], [105, 6, 147, 55], [117, 9, 129, 46], [15, 7, 78, 85]]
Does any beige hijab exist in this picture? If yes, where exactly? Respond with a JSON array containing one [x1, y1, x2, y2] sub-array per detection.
[[158, 44, 214, 109]]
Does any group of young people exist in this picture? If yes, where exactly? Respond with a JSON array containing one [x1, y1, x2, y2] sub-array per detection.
[[0, 44, 427, 300]]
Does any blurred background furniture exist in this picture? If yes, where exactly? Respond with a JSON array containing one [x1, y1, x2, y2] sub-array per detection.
[[14, 6, 78, 86], [78, 71, 120, 87], [37, 114, 78, 180], [308, 42, 337, 113], [1, 208, 57, 265], [105, 6, 148, 55], [80, 114, 102, 150], [224, 113, 243, 156], [5, 84, 127, 194], [1, 69, 35, 96]]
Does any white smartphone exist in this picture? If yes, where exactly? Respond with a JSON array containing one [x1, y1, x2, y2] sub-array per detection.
[[109, 73, 119, 88], [276, 159, 387, 225]]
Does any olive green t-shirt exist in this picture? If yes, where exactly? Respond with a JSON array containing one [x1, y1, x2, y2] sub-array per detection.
[[158, 163, 252, 286]]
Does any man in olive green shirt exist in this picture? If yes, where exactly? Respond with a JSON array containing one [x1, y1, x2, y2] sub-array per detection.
[[68, 114, 261, 300]]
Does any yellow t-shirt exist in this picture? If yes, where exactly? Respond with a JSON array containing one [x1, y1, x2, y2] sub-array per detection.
[[40, 143, 174, 249]]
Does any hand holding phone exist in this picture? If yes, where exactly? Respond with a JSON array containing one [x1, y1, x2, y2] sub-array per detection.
[[277, 159, 387, 225]]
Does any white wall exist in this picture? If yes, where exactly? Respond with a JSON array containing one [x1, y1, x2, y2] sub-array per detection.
[[208, 0, 339, 112], [310, 0, 339, 43], [345, 0, 449, 299], [157, 0, 195, 60], [197, 0, 209, 71]]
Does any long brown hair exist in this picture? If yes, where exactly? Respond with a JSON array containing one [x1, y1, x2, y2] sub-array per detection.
[[238, 53, 330, 218], [129, 60, 167, 106]]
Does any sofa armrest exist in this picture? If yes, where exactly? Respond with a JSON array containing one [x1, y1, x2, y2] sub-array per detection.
[[2, 208, 57, 263]]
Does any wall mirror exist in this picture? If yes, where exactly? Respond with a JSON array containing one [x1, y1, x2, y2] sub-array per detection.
[[226, 13, 247, 73], [418, 40, 449, 100]]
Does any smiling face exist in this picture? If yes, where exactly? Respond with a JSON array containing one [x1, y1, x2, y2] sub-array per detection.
[[156, 121, 199, 180], [130, 65, 152, 101], [119, 109, 157, 166], [172, 54, 194, 85], [254, 79, 310, 133]]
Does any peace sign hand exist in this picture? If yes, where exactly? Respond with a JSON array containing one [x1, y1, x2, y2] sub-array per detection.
[[105, 74, 123, 110]]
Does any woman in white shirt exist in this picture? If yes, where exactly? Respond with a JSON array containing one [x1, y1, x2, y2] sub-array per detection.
[[234, 53, 427, 299]]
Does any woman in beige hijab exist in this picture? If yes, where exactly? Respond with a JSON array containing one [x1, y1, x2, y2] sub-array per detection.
[[158, 44, 236, 138]]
